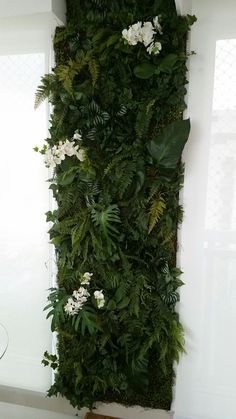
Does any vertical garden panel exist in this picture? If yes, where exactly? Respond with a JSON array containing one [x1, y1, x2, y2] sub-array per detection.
[[38, 0, 194, 411]]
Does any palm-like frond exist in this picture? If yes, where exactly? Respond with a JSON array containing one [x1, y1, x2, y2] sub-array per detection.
[[34, 73, 56, 109], [148, 194, 166, 234]]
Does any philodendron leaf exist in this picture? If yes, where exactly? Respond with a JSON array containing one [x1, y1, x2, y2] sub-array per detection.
[[134, 62, 156, 79], [147, 119, 191, 169]]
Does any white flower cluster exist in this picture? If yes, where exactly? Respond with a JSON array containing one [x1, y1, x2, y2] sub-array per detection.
[[122, 16, 162, 55], [64, 272, 105, 316], [44, 131, 85, 169], [64, 286, 90, 316]]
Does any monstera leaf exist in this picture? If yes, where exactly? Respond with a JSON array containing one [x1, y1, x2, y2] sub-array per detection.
[[147, 119, 191, 169]]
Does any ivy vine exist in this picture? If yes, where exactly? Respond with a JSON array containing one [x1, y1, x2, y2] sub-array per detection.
[[36, 0, 196, 411]]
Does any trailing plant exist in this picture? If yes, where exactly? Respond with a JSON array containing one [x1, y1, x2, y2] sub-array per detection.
[[36, 0, 195, 411]]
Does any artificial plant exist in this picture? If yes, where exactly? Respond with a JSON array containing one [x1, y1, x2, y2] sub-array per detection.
[[36, 0, 195, 411]]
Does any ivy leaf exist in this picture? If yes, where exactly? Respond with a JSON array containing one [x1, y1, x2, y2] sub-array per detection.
[[147, 119, 191, 169], [133, 62, 156, 79]]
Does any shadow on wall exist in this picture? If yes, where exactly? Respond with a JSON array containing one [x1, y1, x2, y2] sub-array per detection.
[[0, 323, 8, 360]]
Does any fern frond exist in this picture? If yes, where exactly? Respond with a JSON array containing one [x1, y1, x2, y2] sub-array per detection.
[[158, 226, 176, 247], [52, 217, 79, 235], [88, 57, 99, 86], [54, 108, 68, 134], [89, 228, 104, 256], [135, 99, 156, 139], [104, 154, 125, 176], [75, 50, 88, 72], [58, 190, 76, 217], [34, 73, 56, 109], [118, 161, 136, 198], [148, 194, 166, 234], [55, 59, 79, 94], [147, 179, 160, 203], [71, 213, 90, 255]]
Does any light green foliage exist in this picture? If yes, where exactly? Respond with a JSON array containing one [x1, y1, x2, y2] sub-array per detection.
[[55, 51, 99, 94], [34, 73, 57, 109], [38, 0, 194, 412], [148, 194, 166, 233]]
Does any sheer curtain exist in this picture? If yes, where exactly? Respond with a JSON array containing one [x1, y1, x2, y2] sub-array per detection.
[[0, 14, 52, 392], [174, 1, 236, 418]]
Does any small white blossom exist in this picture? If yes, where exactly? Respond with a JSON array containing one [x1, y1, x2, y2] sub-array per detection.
[[81, 272, 93, 285], [76, 149, 86, 162], [153, 16, 163, 34], [94, 290, 105, 309], [73, 287, 90, 299], [83, 272, 93, 280], [44, 148, 56, 168], [64, 298, 82, 316], [73, 131, 83, 141], [61, 140, 79, 157], [97, 299, 105, 308], [147, 41, 162, 55]]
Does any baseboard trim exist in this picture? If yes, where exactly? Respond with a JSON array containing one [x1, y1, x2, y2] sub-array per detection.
[[0, 385, 173, 419], [0, 385, 82, 416]]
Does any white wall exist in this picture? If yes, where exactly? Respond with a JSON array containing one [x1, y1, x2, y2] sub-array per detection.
[[174, 1, 236, 418], [175, 0, 192, 15], [0, 0, 66, 22]]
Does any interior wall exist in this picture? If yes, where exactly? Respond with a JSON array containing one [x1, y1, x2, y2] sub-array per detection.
[[0, 0, 66, 21], [174, 1, 236, 418]]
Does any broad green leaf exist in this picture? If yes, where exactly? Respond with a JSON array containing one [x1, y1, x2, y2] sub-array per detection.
[[50, 236, 62, 246], [106, 300, 117, 310], [114, 287, 125, 303], [134, 62, 156, 79], [107, 33, 120, 47], [157, 54, 178, 73], [117, 297, 130, 309], [147, 119, 191, 169], [58, 171, 76, 186]]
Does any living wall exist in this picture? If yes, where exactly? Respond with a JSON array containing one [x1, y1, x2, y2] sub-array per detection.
[[37, 0, 195, 411]]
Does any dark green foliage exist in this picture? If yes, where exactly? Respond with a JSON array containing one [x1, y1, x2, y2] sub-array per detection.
[[38, 0, 194, 411], [147, 119, 191, 169]]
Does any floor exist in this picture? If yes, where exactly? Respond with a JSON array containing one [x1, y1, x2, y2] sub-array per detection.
[[0, 402, 79, 419]]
